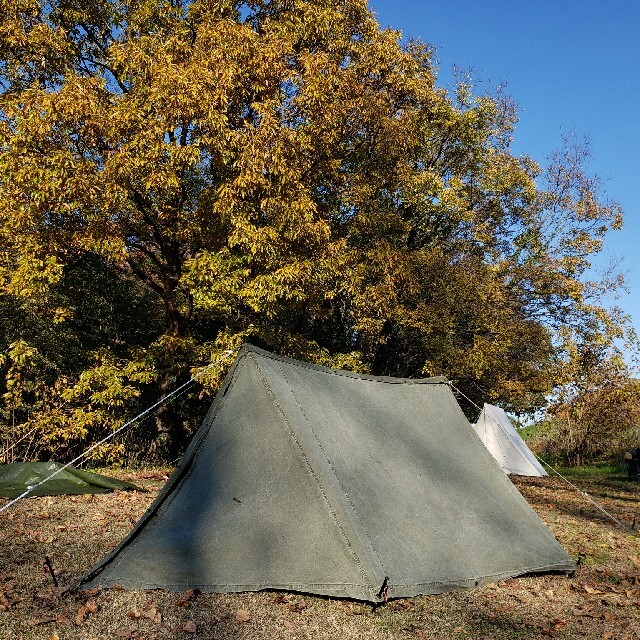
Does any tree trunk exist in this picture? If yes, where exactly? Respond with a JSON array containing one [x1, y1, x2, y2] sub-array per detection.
[[150, 369, 181, 460], [147, 286, 192, 460]]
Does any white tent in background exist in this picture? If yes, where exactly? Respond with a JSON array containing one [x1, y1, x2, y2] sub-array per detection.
[[473, 404, 547, 477]]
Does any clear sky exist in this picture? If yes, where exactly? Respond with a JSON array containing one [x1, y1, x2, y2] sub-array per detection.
[[369, 0, 640, 341]]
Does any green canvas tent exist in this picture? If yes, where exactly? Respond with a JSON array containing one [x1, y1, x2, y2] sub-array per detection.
[[81, 345, 574, 602], [0, 462, 141, 498]]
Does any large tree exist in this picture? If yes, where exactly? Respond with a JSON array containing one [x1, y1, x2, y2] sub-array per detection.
[[0, 0, 629, 459]]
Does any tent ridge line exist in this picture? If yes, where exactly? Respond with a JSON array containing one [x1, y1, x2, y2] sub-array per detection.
[[488, 413, 521, 472], [250, 353, 379, 600], [244, 345, 447, 385], [486, 408, 541, 471]]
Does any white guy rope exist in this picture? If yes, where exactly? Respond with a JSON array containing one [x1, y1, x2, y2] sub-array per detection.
[[534, 454, 632, 532], [0, 349, 235, 513], [447, 381, 483, 415]]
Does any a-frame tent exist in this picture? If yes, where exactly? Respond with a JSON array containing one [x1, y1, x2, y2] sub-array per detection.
[[81, 345, 572, 602], [473, 404, 547, 477]]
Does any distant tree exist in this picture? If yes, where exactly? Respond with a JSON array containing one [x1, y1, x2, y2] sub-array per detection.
[[534, 354, 640, 466], [0, 0, 631, 459]]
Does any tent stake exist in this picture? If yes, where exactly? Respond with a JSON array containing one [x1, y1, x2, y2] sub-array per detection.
[[43, 556, 58, 587]]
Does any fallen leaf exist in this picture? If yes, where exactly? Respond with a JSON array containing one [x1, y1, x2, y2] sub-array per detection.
[[35, 589, 58, 604], [183, 620, 197, 633], [85, 599, 99, 614], [115, 629, 134, 639], [453, 627, 465, 633], [501, 579, 519, 589], [236, 609, 251, 623], [402, 625, 420, 634], [524, 620, 543, 629], [142, 472, 168, 480], [55, 615, 70, 624], [286, 600, 307, 613], [126, 610, 140, 619], [552, 618, 566, 630], [31, 616, 57, 626], [494, 605, 514, 613], [572, 607, 598, 618], [83, 587, 101, 597], [274, 593, 293, 604], [584, 585, 603, 595], [283, 620, 293, 629], [141, 605, 157, 619], [602, 612, 617, 622], [176, 588, 200, 607], [74, 605, 87, 625]]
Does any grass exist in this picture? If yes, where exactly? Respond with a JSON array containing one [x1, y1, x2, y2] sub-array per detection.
[[552, 462, 631, 480], [0, 467, 639, 639]]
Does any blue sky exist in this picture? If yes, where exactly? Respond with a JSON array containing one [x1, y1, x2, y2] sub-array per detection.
[[370, 0, 640, 341]]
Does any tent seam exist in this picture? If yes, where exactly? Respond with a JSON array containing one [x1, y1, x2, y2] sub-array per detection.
[[96, 581, 370, 588], [250, 353, 378, 600], [490, 413, 520, 474], [275, 360, 389, 581]]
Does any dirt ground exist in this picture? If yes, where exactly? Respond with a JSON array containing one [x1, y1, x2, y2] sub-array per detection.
[[0, 470, 638, 640]]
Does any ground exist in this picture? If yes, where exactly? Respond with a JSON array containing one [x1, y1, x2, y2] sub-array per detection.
[[0, 469, 638, 640]]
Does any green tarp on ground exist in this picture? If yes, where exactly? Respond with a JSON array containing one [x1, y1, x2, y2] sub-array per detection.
[[81, 345, 575, 602], [0, 462, 141, 497]]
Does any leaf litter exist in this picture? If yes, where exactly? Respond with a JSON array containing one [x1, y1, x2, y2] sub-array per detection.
[[0, 468, 638, 639]]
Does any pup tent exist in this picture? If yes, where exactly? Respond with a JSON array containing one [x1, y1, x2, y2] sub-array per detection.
[[81, 345, 573, 602], [0, 462, 141, 498], [473, 404, 547, 477]]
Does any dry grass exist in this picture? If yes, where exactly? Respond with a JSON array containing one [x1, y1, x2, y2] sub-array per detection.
[[1, 469, 639, 640]]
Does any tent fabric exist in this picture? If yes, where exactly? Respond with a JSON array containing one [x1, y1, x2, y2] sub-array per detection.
[[0, 462, 142, 498], [473, 404, 547, 477], [81, 345, 574, 602]]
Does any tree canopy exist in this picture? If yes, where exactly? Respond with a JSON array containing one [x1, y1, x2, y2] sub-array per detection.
[[0, 0, 633, 460]]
